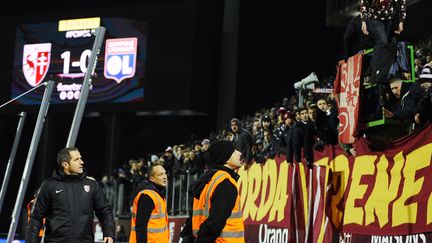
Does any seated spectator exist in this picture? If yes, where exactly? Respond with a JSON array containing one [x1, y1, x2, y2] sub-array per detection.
[[383, 76, 423, 122]]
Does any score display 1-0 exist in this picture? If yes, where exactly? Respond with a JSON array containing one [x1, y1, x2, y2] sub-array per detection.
[[13, 17, 147, 105]]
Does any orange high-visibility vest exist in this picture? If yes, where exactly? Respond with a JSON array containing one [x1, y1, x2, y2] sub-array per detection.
[[129, 189, 169, 243], [192, 170, 245, 243], [27, 198, 44, 237]]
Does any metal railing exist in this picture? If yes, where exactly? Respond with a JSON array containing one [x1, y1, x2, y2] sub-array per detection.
[[167, 171, 200, 216]]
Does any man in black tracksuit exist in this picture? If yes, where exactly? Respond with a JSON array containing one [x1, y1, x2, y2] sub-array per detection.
[[26, 147, 115, 243]]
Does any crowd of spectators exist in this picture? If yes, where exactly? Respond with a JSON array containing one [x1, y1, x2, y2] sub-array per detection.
[[98, 36, 432, 219]]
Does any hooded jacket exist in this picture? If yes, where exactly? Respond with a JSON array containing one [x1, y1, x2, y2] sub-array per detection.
[[230, 118, 253, 162], [391, 81, 423, 121], [26, 169, 115, 243]]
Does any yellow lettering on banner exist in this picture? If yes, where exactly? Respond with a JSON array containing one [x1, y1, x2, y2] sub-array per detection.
[[422, 145, 432, 224], [256, 160, 277, 221], [237, 166, 248, 215], [365, 154, 402, 227], [297, 163, 310, 224], [344, 155, 376, 225], [329, 155, 350, 228], [269, 161, 288, 222], [393, 145, 431, 226], [242, 163, 262, 220], [315, 157, 329, 167]]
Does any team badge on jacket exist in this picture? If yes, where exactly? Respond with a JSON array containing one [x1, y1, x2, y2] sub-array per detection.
[[22, 43, 51, 87], [84, 185, 90, 192]]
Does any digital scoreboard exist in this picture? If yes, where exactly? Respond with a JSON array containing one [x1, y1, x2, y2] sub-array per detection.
[[12, 17, 147, 105]]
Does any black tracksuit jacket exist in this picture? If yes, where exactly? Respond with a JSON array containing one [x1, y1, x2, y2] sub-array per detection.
[[26, 169, 115, 243]]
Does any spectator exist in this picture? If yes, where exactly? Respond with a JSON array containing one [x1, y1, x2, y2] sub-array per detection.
[[261, 129, 279, 160], [163, 146, 178, 177], [251, 138, 266, 164], [255, 114, 274, 141], [291, 107, 315, 168], [360, 0, 406, 45], [360, 0, 407, 108], [230, 118, 254, 163], [343, 14, 374, 59], [415, 64, 432, 125], [128, 159, 146, 208], [383, 76, 423, 122], [276, 112, 295, 154], [115, 224, 127, 242]]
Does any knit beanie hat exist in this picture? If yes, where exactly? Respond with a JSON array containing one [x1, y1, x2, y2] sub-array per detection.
[[207, 140, 235, 166]]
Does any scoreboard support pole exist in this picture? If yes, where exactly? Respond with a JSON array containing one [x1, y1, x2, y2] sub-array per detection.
[[0, 112, 26, 215], [7, 81, 54, 243], [66, 26, 106, 147]]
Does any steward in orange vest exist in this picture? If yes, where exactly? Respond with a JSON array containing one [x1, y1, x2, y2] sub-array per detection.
[[27, 197, 45, 241], [130, 164, 169, 243], [181, 140, 245, 243]]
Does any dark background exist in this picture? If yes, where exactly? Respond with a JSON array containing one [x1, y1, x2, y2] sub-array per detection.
[[0, 0, 431, 237]]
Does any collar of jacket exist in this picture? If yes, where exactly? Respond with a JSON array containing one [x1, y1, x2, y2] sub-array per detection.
[[136, 179, 166, 198], [53, 168, 86, 182], [190, 165, 240, 199]]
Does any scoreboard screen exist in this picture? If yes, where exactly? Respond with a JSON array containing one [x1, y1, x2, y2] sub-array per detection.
[[11, 17, 147, 105]]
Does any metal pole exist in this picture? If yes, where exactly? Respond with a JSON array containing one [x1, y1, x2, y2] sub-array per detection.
[[117, 183, 124, 217], [7, 81, 54, 242], [66, 26, 106, 147], [178, 174, 183, 214], [185, 171, 190, 214], [298, 90, 304, 108], [0, 112, 27, 214], [165, 181, 169, 210], [171, 175, 176, 214]]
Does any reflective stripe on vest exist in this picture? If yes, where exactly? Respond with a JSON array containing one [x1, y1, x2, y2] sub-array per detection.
[[192, 170, 244, 242], [131, 225, 167, 233], [129, 189, 169, 243]]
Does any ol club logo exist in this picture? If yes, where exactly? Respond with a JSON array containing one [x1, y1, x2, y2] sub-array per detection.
[[104, 37, 137, 84], [22, 43, 51, 87]]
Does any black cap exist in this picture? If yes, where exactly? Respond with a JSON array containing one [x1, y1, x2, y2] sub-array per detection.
[[207, 140, 235, 166]]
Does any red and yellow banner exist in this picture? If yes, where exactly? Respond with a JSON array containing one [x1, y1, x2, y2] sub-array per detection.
[[236, 122, 432, 242], [166, 123, 432, 242]]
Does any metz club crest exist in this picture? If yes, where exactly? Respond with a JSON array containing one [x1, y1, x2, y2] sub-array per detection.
[[104, 38, 137, 84], [22, 43, 51, 87]]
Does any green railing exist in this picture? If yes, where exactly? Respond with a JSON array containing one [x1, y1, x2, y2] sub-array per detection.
[[361, 44, 416, 128]]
